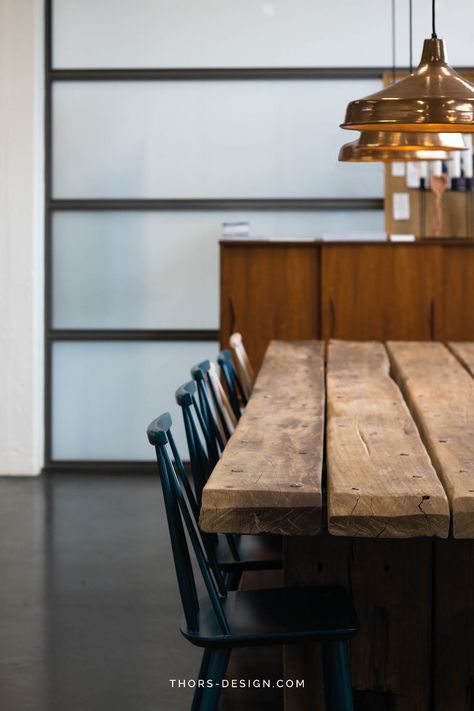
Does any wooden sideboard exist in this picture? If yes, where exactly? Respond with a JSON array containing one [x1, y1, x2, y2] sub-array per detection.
[[220, 239, 474, 369]]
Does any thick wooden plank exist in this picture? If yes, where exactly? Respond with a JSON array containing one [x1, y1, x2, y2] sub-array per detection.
[[200, 340, 324, 535], [388, 341, 474, 538], [327, 341, 450, 538], [284, 536, 433, 711]]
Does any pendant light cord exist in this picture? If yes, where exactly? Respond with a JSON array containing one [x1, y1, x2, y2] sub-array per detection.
[[432, 0, 437, 38], [391, 0, 396, 83], [409, 0, 413, 72]]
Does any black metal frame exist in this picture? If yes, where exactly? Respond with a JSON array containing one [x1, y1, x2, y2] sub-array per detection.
[[44, 0, 403, 472]]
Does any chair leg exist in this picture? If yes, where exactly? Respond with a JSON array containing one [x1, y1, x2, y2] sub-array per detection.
[[322, 640, 354, 711], [191, 648, 212, 711], [223, 569, 242, 591], [197, 648, 231, 710]]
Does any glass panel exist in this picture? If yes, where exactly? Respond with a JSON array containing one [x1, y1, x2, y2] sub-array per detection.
[[52, 80, 384, 199], [53, 0, 474, 69], [52, 341, 219, 460], [53, 0, 395, 69], [52, 212, 219, 329]]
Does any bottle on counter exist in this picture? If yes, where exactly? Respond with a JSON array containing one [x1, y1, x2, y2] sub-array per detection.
[[462, 135, 473, 191], [448, 150, 462, 191]]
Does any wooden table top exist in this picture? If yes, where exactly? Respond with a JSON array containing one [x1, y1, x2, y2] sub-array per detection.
[[200, 339, 474, 539]]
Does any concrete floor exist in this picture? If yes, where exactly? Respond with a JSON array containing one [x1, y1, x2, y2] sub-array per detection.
[[0, 474, 282, 711]]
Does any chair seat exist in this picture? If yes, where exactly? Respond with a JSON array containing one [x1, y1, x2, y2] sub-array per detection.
[[215, 534, 282, 571], [181, 585, 358, 648]]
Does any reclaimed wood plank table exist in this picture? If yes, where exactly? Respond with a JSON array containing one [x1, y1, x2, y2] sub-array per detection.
[[200, 339, 474, 711]]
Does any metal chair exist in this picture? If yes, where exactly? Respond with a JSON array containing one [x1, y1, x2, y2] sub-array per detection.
[[147, 413, 358, 711], [175, 381, 282, 589], [229, 332, 255, 399], [217, 349, 247, 421]]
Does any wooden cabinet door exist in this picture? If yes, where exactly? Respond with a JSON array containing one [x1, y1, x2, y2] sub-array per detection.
[[321, 244, 442, 341], [220, 242, 320, 371], [436, 246, 474, 341]]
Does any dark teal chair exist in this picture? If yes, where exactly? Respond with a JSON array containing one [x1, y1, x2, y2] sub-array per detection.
[[147, 413, 358, 711], [191, 360, 232, 448], [217, 349, 247, 420], [175, 381, 282, 588], [190, 361, 224, 467]]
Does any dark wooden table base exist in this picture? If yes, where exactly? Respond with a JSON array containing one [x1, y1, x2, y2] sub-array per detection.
[[284, 536, 474, 711]]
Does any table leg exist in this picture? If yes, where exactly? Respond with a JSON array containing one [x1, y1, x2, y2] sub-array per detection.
[[284, 537, 432, 711], [434, 539, 474, 710]]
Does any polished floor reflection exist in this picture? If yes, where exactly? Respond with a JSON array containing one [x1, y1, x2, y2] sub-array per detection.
[[0, 474, 282, 711]]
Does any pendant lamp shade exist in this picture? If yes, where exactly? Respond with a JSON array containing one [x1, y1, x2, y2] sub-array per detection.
[[338, 138, 450, 163], [338, 130, 465, 162], [341, 38, 474, 132]]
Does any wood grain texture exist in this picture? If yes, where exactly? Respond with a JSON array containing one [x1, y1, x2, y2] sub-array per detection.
[[437, 248, 474, 341], [388, 341, 474, 538], [220, 242, 474, 356], [200, 340, 324, 535], [220, 242, 320, 371], [449, 341, 474, 376], [327, 340, 450, 538], [321, 244, 442, 341], [284, 536, 433, 711]]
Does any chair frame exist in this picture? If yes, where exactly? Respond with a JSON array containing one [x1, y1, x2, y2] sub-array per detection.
[[148, 413, 357, 711], [217, 349, 247, 420], [190, 361, 225, 465], [229, 332, 255, 399]]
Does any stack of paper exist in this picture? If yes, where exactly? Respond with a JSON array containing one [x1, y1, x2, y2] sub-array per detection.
[[222, 222, 251, 239]]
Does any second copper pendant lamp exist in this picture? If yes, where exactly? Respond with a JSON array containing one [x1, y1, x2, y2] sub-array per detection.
[[339, 0, 466, 162], [338, 131, 460, 163]]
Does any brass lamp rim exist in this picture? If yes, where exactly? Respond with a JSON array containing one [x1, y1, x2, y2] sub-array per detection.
[[355, 130, 466, 151], [338, 140, 451, 162], [341, 38, 474, 132]]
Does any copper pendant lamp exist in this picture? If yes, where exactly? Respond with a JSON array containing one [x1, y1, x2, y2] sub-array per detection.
[[339, 139, 451, 163], [338, 130, 463, 163], [341, 0, 474, 133]]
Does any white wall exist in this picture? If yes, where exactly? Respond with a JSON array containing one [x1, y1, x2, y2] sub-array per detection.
[[0, 0, 44, 475]]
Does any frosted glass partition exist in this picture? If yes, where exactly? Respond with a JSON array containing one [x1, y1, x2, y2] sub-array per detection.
[[52, 341, 219, 460], [52, 210, 384, 329], [53, 0, 394, 68], [53, 0, 474, 69], [52, 80, 384, 199]]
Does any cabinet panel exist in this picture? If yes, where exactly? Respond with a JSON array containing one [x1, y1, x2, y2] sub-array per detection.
[[437, 246, 474, 341], [321, 244, 443, 341], [220, 243, 320, 370]]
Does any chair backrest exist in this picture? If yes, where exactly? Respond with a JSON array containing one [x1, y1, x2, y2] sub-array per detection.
[[229, 332, 255, 399], [217, 349, 247, 420], [208, 361, 237, 440], [190, 361, 225, 461], [147, 413, 230, 635], [176, 380, 242, 563], [175, 381, 214, 505]]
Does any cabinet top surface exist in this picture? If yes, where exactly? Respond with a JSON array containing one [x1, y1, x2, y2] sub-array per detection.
[[220, 238, 474, 247]]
